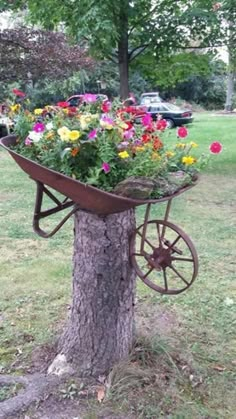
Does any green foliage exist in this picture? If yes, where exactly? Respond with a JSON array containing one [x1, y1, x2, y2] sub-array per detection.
[[0, 0, 223, 77]]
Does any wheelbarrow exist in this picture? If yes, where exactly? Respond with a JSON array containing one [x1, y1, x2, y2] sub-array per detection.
[[0, 135, 199, 295]]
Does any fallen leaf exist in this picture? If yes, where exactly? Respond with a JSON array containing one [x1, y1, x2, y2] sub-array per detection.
[[97, 385, 105, 403], [212, 365, 226, 372]]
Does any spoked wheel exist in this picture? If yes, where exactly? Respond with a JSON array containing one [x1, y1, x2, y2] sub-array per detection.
[[130, 220, 198, 295]]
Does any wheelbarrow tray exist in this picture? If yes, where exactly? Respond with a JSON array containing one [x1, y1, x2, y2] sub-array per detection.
[[0, 135, 196, 215]]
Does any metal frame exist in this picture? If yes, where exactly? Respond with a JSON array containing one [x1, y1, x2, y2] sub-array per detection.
[[33, 181, 79, 238]]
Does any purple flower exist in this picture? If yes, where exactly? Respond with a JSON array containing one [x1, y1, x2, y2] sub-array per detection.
[[117, 141, 129, 150], [102, 162, 111, 174], [83, 93, 97, 103], [133, 139, 142, 146], [88, 129, 97, 139], [33, 122, 45, 133], [25, 137, 32, 146]]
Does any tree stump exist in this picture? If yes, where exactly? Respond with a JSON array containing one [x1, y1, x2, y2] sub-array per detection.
[[49, 209, 136, 377]]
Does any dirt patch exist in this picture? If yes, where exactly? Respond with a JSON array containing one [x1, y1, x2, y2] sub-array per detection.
[[136, 301, 179, 337]]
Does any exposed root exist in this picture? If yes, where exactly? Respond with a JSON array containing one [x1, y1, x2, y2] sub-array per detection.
[[0, 373, 66, 419]]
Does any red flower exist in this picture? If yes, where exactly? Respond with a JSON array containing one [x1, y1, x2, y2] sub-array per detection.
[[101, 100, 112, 113], [124, 121, 133, 131], [156, 119, 167, 131], [67, 107, 77, 117], [57, 101, 69, 108], [209, 141, 223, 154], [12, 88, 25, 98], [141, 133, 151, 144], [177, 126, 188, 138]]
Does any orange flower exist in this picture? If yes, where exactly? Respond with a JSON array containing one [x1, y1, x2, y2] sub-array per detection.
[[45, 131, 54, 140], [153, 137, 163, 150], [71, 147, 79, 157]]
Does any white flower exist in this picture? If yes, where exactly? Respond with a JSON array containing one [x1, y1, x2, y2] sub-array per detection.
[[46, 122, 53, 130], [28, 131, 43, 142]]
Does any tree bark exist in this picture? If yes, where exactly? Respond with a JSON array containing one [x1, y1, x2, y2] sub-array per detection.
[[54, 209, 136, 377], [118, 3, 129, 99], [225, 25, 236, 112], [225, 66, 235, 112]]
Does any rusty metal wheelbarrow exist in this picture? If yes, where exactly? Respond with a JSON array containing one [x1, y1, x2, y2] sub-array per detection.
[[1, 135, 199, 295]]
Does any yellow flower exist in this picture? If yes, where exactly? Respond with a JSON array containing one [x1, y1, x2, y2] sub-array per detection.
[[151, 152, 160, 160], [182, 156, 196, 165], [69, 130, 81, 142], [116, 119, 129, 130], [176, 143, 186, 149], [135, 146, 145, 152], [45, 131, 55, 140], [100, 120, 114, 130], [190, 142, 198, 148], [57, 126, 70, 141], [118, 151, 129, 159], [166, 151, 175, 158], [79, 113, 93, 130], [34, 108, 44, 115], [79, 114, 93, 130], [10, 104, 21, 112]]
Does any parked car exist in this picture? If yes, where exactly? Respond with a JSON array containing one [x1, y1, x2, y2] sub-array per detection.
[[140, 92, 163, 106], [145, 102, 193, 128], [66, 94, 108, 107]]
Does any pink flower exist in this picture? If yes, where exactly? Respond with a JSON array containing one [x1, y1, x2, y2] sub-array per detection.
[[123, 129, 134, 140], [209, 141, 223, 154], [102, 162, 110, 173], [12, 88, 26, 98], [142, 113, 152, 127], [88, 129, 97, 139], [156, 119, 167, 130], [177, 126, 188, 138], [83, 93, 97, 103], [25, 137, 32, 146], [101, 101, 112, 113], [33, 122, 45, 133]]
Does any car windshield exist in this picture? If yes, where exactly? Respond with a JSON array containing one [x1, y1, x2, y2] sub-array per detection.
[[162, 103, 182, 111], [140, 96, 161, 105]]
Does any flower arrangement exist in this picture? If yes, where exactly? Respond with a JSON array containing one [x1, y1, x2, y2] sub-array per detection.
[[9, 93, 222, 199]]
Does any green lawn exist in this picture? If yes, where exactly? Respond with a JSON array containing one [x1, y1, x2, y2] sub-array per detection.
[[0, 113, 236, 418]]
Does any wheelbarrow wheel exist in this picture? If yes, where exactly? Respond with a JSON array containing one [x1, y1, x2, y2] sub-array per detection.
[[130, 219, 198, 295]]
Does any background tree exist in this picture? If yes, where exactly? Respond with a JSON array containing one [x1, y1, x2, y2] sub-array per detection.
[[0, 0, 221, 98], [0, 27, 94, 85], [212, 1, 236, 111]]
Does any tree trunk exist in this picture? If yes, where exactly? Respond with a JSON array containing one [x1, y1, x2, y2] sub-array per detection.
[[225, 69, 235, 112], [118, 3, 129, 100], [51, 209, 136, 378], [225, 26, 236, 112]]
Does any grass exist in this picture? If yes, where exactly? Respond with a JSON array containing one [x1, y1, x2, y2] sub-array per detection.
[[0, 112, 236, 418]]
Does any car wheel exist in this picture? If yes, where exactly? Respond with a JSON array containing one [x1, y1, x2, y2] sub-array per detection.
[[165, 118, 175, 129]]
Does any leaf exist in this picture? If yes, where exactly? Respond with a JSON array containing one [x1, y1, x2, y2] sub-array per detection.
[[60, 147, 71, 159], [97, 385, 105, 403], [212, 365, 226, 372]]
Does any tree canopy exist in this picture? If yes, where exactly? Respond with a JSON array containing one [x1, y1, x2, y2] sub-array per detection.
[[0, 0, 223, 98]]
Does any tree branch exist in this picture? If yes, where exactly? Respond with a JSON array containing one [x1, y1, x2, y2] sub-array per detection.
[[128, 44, 149, 62]]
